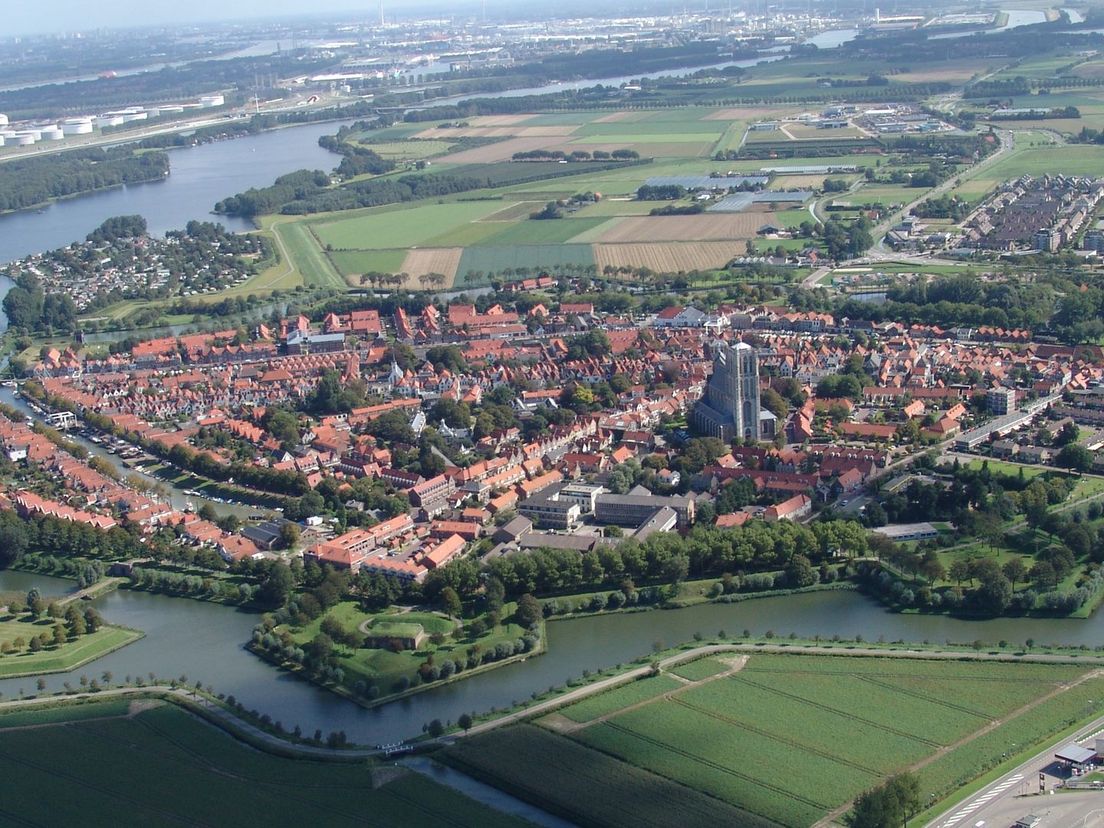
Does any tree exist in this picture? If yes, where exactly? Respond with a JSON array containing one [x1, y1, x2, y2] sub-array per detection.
[[1055, 421, 1080, 447], [83, 607, 102, 633], [458, 712, 473, 732], [0, 517, 29, 567], [918, 553, 946, 586], [279, 523, 301, 550], [1056, 444, 1092, 475], [65, 604, 86, 638], [1002, 557, 1027, 592], [851, 772, 921, 828], [785, 554, 817, 588], [948, 559, 971, 586], [258, 564, 295, 608], [484, 577, 505, 616], [441, 586, 462, 620], [514, 593, 542, 629], [427, 718, 445, 737], [760, 388, 789, 421], [974, 573, 1012, 614], [1030, 559, 1058, 589]]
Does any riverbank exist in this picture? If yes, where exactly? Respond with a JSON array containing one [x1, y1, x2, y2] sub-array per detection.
[[0, 167, 171, 219]]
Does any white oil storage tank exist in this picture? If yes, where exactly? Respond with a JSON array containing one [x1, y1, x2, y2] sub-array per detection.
[[199, 94, 225, 108], [40, 125, 64, 140], [0, 114, 8, 127], [61, 118, 94, 135], [13, 132, 36, 145]]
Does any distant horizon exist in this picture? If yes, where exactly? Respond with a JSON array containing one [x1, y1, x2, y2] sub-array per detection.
[[5, 0, 476, 37], [4, 0, 696, 37]]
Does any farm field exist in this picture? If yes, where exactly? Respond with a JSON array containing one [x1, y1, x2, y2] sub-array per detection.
[[593, 213, 775, 243], [443, 723, 767, 828], [452, 652, 1099, 828], [0, 701, 525, 827], [312, 201, 508, 251], [593, 241, 744, 273], [256, 102, 959, 291], [356, 140, 455, 159]]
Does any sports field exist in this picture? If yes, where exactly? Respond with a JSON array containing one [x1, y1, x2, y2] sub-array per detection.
[[445, 652, 1104, 828], [0, 700, 525, 827]]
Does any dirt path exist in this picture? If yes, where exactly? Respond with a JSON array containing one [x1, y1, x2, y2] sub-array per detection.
[[814, 667, 1104, 828]]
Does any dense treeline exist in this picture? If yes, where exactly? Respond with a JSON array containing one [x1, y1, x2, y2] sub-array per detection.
[[2, 273, 77, 333], [637, 184, 686, 200], [421, 519, 869, 602], [317, 134, 395, 177], [912, 194, 969, 220], [136, 102, 381, 151], [0, 147, 169, 213], [823, 272, 1104, 341], [87, 215, 147, 243], [0, 508, 143, 569]]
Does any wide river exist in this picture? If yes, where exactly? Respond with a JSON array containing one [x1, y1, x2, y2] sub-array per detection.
[[2, 570, 1103, 745]]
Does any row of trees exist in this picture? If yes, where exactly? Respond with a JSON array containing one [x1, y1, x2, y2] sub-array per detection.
[[422, 519, 869, 603]]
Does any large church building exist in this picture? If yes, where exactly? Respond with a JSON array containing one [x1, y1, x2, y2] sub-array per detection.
[[692, 342, 774, 442]]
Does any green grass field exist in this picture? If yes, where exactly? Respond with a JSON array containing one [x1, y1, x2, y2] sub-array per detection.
[[475, 217, 608, 245], [270, 218, 345, 289], [328, 249, 407, 277], [312, 201, 509, 251], [0, 615, 141, 678], [457, 244, 595, 281], [0, 701, 525, 827], [357, 140, 454, 159], [453, 653, 1099, 828], [977, 143, 1104, 181]]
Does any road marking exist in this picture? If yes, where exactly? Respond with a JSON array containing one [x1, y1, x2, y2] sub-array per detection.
[[939, 775, 1023, 827]]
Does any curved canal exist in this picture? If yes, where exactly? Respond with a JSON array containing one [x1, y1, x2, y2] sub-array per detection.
[[2, 570, 1103, 745]]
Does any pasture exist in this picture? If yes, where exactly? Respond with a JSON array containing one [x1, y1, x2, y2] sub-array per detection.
[[448, 652, 1101, 828], [0, 701, 525, 827]]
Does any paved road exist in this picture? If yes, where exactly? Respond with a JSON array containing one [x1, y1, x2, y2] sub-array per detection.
[[799, 129, 1015, 289], [925, 712, 1104, 828]]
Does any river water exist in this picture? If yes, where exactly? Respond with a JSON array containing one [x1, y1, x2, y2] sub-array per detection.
[[2, 569, 1103, 745], [0, 121, 352, 266]]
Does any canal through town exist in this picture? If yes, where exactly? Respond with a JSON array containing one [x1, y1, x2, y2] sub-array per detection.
[[2, 570, 1104, 745]]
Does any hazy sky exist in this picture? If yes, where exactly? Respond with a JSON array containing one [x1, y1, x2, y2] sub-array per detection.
[[7, 1, 451, 36]]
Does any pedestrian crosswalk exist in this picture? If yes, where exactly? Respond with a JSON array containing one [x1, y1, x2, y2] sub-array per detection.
[[938, 774, 1025, 827]]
